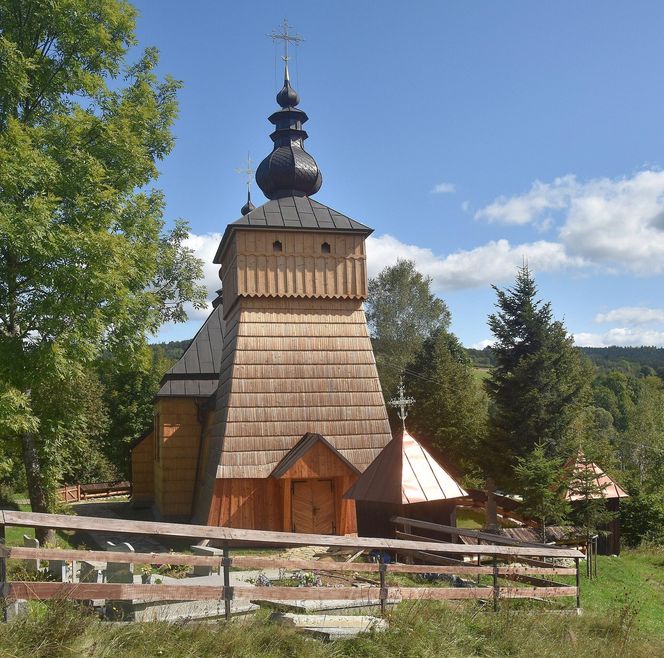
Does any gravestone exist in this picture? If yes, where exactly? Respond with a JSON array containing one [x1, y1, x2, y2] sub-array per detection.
[[105, 541, 135, 621], [22, 535, 40, 573]]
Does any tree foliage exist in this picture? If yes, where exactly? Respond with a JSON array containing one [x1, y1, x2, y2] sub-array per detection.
[[404, 329, 487, 477], [0, 0, 206, 520], [514, 443, 570, 540], [98, 345, 175, 477], [484, 265, 591, 488], [366, 260, 450, 406]]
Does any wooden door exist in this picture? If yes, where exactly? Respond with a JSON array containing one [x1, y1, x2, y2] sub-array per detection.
[[291, 479, 335, 534]]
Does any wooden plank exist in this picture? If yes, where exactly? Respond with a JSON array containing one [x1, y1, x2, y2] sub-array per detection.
[[498, 586, 578, 599], [3, 548, 575, 577], [392, 516, 567, 550], [1, 511, 584, 558], [1, 546, 220, 568], [7, 582, 225, 602]]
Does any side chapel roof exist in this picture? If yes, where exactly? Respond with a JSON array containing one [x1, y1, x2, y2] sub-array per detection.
[[565, 452, 628, 501], [344, 430, 468, 505], [157, 302, 225, 398]]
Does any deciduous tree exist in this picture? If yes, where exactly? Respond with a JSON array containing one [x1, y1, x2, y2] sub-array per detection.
[[366, 260, 450, 409], [0, 0, 206, 535]]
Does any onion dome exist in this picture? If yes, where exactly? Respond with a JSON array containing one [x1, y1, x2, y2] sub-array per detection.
[[256, 64, 322, 200], [241, 190, 255, 216]]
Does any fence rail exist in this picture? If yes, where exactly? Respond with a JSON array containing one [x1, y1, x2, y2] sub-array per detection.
[[0, 510, 584, 621], [55, 481, 131, 504]]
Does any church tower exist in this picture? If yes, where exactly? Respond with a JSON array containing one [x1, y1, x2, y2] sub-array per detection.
[[193, 47, 392, 534]]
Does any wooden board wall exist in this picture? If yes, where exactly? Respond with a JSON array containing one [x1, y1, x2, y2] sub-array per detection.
[[153, 398, 203, 519], [208, 475, 357, 535], [130, 432, 154, 504], [221, 230, 367, 310]]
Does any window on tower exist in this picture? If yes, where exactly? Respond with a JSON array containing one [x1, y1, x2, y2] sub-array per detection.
[[321, 242, 331, 254], [273, 240, 283, 252]]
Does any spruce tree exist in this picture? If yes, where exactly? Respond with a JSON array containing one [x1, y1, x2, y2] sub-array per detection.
[[483, 266, 590, 523]]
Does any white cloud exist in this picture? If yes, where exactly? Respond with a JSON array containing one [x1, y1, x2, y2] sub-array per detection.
[[475, 175, 575, 224], [431, 182, 456, 194], [595, 307, 664, 325], [574, 328, 664, 348], [184, 232, 222, 319], [475, 170, 664, 273], [471, 339, 494, 350], [366, 234, 584, 291]]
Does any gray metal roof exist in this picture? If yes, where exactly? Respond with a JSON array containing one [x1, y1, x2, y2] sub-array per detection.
[[157, 303, 224, 398], [214, 196, 372, 263]]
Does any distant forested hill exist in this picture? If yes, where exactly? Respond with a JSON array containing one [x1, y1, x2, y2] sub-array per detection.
[[150, 340, 190, 361], [466, 345, 664, 377], [153, 340, 664, 376]]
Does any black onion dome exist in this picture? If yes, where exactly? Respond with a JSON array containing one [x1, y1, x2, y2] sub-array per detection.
[[256, 65, 322, 200], [241, 190, 255, 216]]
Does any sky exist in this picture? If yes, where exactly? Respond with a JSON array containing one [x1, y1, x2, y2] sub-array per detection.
[[130, 1, 664, 349]]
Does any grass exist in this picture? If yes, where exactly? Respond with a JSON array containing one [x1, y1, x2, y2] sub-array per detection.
[[0, 596, 660, 658], [1, 549, 663, 657], [456, 507, 485, 529], [581, 547, 664, 637]]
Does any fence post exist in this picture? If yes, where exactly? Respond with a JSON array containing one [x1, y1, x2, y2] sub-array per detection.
[[222, 544, 232, 621], [0, 522, 7, 622], [492, 557, 499, 612], [378, 555, 387, 616], [575, 557, 581, 611]]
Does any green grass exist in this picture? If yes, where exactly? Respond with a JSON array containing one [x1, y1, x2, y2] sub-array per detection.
[[581, 547, 664, 637], [1, 549, 663, 657], [0, 596, 660, 658], [456, 507, 485, 529]]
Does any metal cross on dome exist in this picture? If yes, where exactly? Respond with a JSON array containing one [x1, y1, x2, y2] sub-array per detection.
[[389, 378, 415, 433], [235, 153, 254, 191], [268, 18, 304, 65]]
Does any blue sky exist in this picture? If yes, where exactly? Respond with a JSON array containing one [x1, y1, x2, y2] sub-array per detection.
[[132, 1, 664, 348]]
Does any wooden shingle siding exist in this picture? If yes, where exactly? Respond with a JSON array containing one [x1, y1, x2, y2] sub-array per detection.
[[222, 231, 367, 311], [130, 432, 154, 504], [153, 398, 203, 519]]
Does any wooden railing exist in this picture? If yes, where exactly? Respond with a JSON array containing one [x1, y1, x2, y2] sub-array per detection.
[[56, 481, 131, 504], [0, 510, 583, 621]]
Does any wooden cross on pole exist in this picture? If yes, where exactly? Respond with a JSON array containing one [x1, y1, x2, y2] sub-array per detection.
[[388, 378, 415, 434], [268, 18, 304, 66]]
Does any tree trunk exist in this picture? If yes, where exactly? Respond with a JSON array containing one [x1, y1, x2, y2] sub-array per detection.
[[484, 477, 500, 533], [21, 432, 55, 545]]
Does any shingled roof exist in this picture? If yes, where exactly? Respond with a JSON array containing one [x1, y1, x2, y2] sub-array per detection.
[[214, 195, 372, 263], [157, 303, 225, 398], [344, 430, 468, 505]]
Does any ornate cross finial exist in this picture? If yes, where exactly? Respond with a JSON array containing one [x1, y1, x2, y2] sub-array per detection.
[[268, 18, 303, 67], [235, 152, 254, 191], [388, 378, 415, 434]]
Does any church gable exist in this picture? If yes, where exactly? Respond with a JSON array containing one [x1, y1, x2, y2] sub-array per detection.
[[271, 432, 361, 480]]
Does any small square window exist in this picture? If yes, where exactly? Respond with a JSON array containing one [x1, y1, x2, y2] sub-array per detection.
[[321, 242, 331, 254], [273, 240, 283, 252]]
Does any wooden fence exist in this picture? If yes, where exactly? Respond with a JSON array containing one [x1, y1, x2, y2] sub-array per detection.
[[56, 481, 131, 504], [0, 510, 584, 621]]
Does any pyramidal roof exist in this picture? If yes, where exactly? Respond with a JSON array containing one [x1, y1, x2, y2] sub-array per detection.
[[214, 195, 372, 263], [344, 430, 467, 505], [565, 451, 628, 501], [157, 302, 225, 398]]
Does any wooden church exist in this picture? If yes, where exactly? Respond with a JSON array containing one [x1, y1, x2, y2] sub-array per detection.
[[131, 58, 393, 534]]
